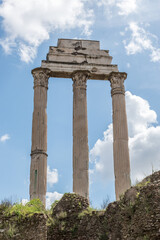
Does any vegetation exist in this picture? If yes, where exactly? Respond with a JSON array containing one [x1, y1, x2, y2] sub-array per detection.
[[56, 211, 67, 219], [71, 224, 78, 236], [100, 196, 110, 209], [136, 179, 150, 188], [0, 198, 12, 212], [78, 207, 96, 218], [6, 224, 17, 238], [0, 199, 47, 238], [50, 200, 59, 211], [100, 233, 108, 240], [143, 235, 150, 240], [3, 199, 46, 220]]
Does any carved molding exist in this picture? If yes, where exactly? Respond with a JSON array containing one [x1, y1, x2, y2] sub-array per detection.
[[31, 149, 48, 157], [32, 68, 51, 89], [72, 71, 90, 89], [109, 72, 127, 96]]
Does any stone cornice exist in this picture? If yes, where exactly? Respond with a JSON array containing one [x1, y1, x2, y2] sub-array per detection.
[[109, 72, 127, 96], [32, 67, 51, 89], [72, 71, 90, 89]]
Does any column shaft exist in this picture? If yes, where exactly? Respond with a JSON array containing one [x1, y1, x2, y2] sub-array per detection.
[[109, 72, 131, 200], [72, 71, 90, 199], [30, 68, 50, 206]]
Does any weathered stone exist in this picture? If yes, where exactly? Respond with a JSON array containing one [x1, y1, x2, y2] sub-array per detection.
[[1, 171, 160, 239], [30, 39, 131, 204], [41, 39, 118, 79], [48, 171, 160, 240], [124, 187, 138, 204], [52, 193, 89, 217], [72, 71, 89, 199], [30, 68, 51, 206], [0, 213, 47, 240], [109, 72, 131, 200]]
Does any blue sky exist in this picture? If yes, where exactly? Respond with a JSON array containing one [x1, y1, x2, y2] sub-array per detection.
[[0, 0, 160, 208]]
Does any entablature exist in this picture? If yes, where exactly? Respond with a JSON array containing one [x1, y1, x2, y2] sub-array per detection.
[[41, 39, 119, 80]]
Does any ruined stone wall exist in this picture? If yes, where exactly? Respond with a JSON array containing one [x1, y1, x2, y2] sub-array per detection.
[[0, 213, 47, 240], [47, 193, 105, 240], [0, 171, 160, 240], [48, 171, 160, 240]]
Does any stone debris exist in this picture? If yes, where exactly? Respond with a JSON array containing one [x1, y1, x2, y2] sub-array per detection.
[[1, 171, 159, 239]]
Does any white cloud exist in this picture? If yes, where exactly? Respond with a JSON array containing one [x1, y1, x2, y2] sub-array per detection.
[[97, 1, 160, 62], [120, 31, 125, 36], [90, 124, 114, 182], [19, 44, 37, 63], [0, 134, 10, 142], [21, 199, 29, 206], [129, 126, 160, 182], [90, 91, 160, 186], [46, 191, 63, 209], [126, 63, 130, 68], [117, 0, 138, 16], [0, 0, 94, 62], [97, 0, 139, 16], [97, 0, 116, 7], [0, 38, 16, 54], [126, 91, 157, 137], [47, 166, 58, 186], [150, 49, 160, 62], [124, 22, 160, 62]]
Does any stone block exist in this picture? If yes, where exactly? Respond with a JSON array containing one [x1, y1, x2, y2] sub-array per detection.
[[57, 39, 100, 50], [41, 38, 118, 79]]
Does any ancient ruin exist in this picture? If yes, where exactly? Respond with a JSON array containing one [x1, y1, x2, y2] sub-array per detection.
[[1, 171, 160, 239], [29, 39, 131, 206]]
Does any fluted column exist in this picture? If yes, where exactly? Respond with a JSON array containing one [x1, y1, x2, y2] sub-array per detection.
[[72, 71, 90, 199], [30, 67, 50, 206], [109, 72, 131, 200]]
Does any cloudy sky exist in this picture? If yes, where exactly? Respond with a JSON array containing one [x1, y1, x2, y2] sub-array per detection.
[[0, 0, 160, 208]]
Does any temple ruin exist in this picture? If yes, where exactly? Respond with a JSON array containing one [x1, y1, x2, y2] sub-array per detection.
[[29, 39, 131, 206]]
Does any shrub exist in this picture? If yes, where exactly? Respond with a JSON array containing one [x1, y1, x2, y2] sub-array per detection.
[[4, 199, 45, 220], [0, 198, 12, 212], [6, 224, 17, 237], [51, 200, 59, 211]]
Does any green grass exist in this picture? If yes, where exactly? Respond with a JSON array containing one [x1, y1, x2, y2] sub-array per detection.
[[78, 207, 96, 218], [6, 224, 17, 238], [56, 211, 67, 219], [135, 179, 150, 188], [50, 200, 59, 211], [0, 199, 12, 212], [4, 199, 45, 220]]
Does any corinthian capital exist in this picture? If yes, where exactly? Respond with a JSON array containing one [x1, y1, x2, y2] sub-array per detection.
[[109, 72, 127, 96], [32, 68, 51, 89], [72, 71, 90, 89]]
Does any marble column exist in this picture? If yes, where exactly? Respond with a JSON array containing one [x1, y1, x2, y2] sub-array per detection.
[[72, 71, 90, 199], [30, 67, 50, 206], [109, 72, 131, 200]]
